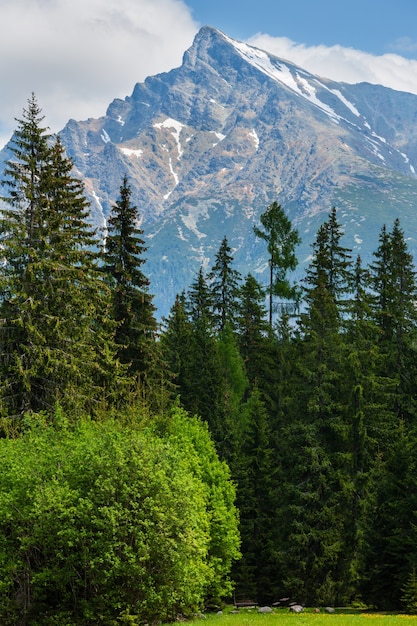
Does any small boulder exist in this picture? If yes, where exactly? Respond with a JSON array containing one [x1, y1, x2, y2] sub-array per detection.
[[258, 606, 273, 613], [324, 607, 335, 613], [289, 605, 304, 613]]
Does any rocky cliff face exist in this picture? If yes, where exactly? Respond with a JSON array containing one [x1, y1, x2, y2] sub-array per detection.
[[5, 27, 417, 317]]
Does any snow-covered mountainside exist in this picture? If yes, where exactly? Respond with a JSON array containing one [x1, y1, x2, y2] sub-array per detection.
[[4, 26, 417, 317]]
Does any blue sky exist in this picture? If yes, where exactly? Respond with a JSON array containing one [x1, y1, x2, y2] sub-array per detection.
[[186, 0, 417, 57], [1, 0, 417, 149]]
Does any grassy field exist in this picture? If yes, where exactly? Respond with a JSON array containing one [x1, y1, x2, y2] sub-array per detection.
[[182, 609, 417, 626]]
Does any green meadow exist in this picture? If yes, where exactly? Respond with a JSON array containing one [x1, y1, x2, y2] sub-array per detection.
[[183, 610, 417, 626]]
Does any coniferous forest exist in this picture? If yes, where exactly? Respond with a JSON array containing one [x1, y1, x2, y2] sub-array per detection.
[[1, 95, 417, 623]]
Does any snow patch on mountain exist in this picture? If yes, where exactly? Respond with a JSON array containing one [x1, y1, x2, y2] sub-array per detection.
[[153, 118, 185, 158], [329, 89, 360, 117], [101, 129, 111, 144], [249, 129, 259, 151], [210, 131, 226, 147], [181, 204, 209, 240], [402, 152, 416, 173], [120, 147, 143, 158], [225, 34, 342, 122], [164, 157, 180, 199]]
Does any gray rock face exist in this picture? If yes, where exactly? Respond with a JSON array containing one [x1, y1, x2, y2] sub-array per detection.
[[3, 26, 417, 317]]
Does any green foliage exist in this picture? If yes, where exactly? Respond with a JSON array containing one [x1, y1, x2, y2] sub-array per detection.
[[208, 236, 242, 331], [402, 568, 417, 614], [4, 96, 417, 615], [0, 408, 240, 624], [236, 273, 270, 386], [102, 175, 158, 383], [156, 406, 241, 604], [253, 202, 301, 325], [0, 96, 126, 419], [233, 387, 275, 602]]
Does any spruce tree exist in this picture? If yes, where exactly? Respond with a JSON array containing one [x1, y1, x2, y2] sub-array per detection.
[[284, 209, 355, 605], [304, 207, 352, 308], [208, 236, 241, 331], [369, 219, 417, 423], [236, 273, 270, 386], [160, 292, 194, 404], [181, 268, 223, 445], [233, 386, 275, 603], [0, 96, 124, 419], [103, 175, 158, 385], [1, 93, 51, 249], [339, 255, 389, 601], [187, 266, 214, 325], [215, 324, 248, 463]]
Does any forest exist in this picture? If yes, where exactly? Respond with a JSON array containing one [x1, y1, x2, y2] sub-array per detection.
[[1, 94, 417, 623]]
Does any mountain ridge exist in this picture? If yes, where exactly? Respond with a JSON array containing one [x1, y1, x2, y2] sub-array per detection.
[[3, 26, 417, 317]]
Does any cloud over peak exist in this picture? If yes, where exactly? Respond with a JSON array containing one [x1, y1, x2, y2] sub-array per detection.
[[248, 33, 417, 95], [2, 0, 417, 149]]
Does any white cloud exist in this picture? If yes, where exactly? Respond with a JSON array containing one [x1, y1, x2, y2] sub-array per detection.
[[0, 0, 197, 147], [2, 3, 417, 151], [247, 33, 417, 97]]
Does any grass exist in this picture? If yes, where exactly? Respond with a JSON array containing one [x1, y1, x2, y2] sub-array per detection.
[[180, 608, 417, 626]]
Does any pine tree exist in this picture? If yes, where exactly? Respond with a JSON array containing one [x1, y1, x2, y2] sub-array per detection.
[[236, 273, 270, 386], [208, 236, 241, 331], [103, 175, 158, 386], [181, 268, 222, 435], [0, 97, 124, 419], [369, 219, 417, 423], [233, 386, 275, 603], [283, 209, 355, 605], [187, 266, 214, 325], [160, 292, 194, 404], [253, 202, 300, 326]]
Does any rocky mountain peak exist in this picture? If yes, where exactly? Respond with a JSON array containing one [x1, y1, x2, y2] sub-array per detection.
[[2, 27, 417, 318]]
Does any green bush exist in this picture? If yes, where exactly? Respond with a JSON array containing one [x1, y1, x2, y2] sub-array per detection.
[[0, 409, 240, 624]]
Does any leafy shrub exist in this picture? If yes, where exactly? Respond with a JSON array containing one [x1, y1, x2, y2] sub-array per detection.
[[0, 409, 240, 624]]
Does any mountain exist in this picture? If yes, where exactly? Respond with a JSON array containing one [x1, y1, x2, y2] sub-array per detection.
[[4, 26, 417, 317]]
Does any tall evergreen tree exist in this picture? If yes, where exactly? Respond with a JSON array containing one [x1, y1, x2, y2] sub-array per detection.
[[208, 236, 241, 331], [338, 255, 390, 601], [160, 292, 194, 404], [187, 266, 214, 325], [215, 324, 248, 463], [284, 208, 355, 605], [362, 425, 417, 610], [1, 93, 51, 250], [103, 175, 158, 385], [236, 273, 270, 386], [0, 98, 124, 418], [304, 207, 352, 308], [369, 219, 417, 422], [181, 268, 222, 435], [233, 386, 275, 603], [253, 202, 300, 326]]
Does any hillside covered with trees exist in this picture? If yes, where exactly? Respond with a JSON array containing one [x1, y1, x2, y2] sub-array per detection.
[[1, 95, 417, 623]]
